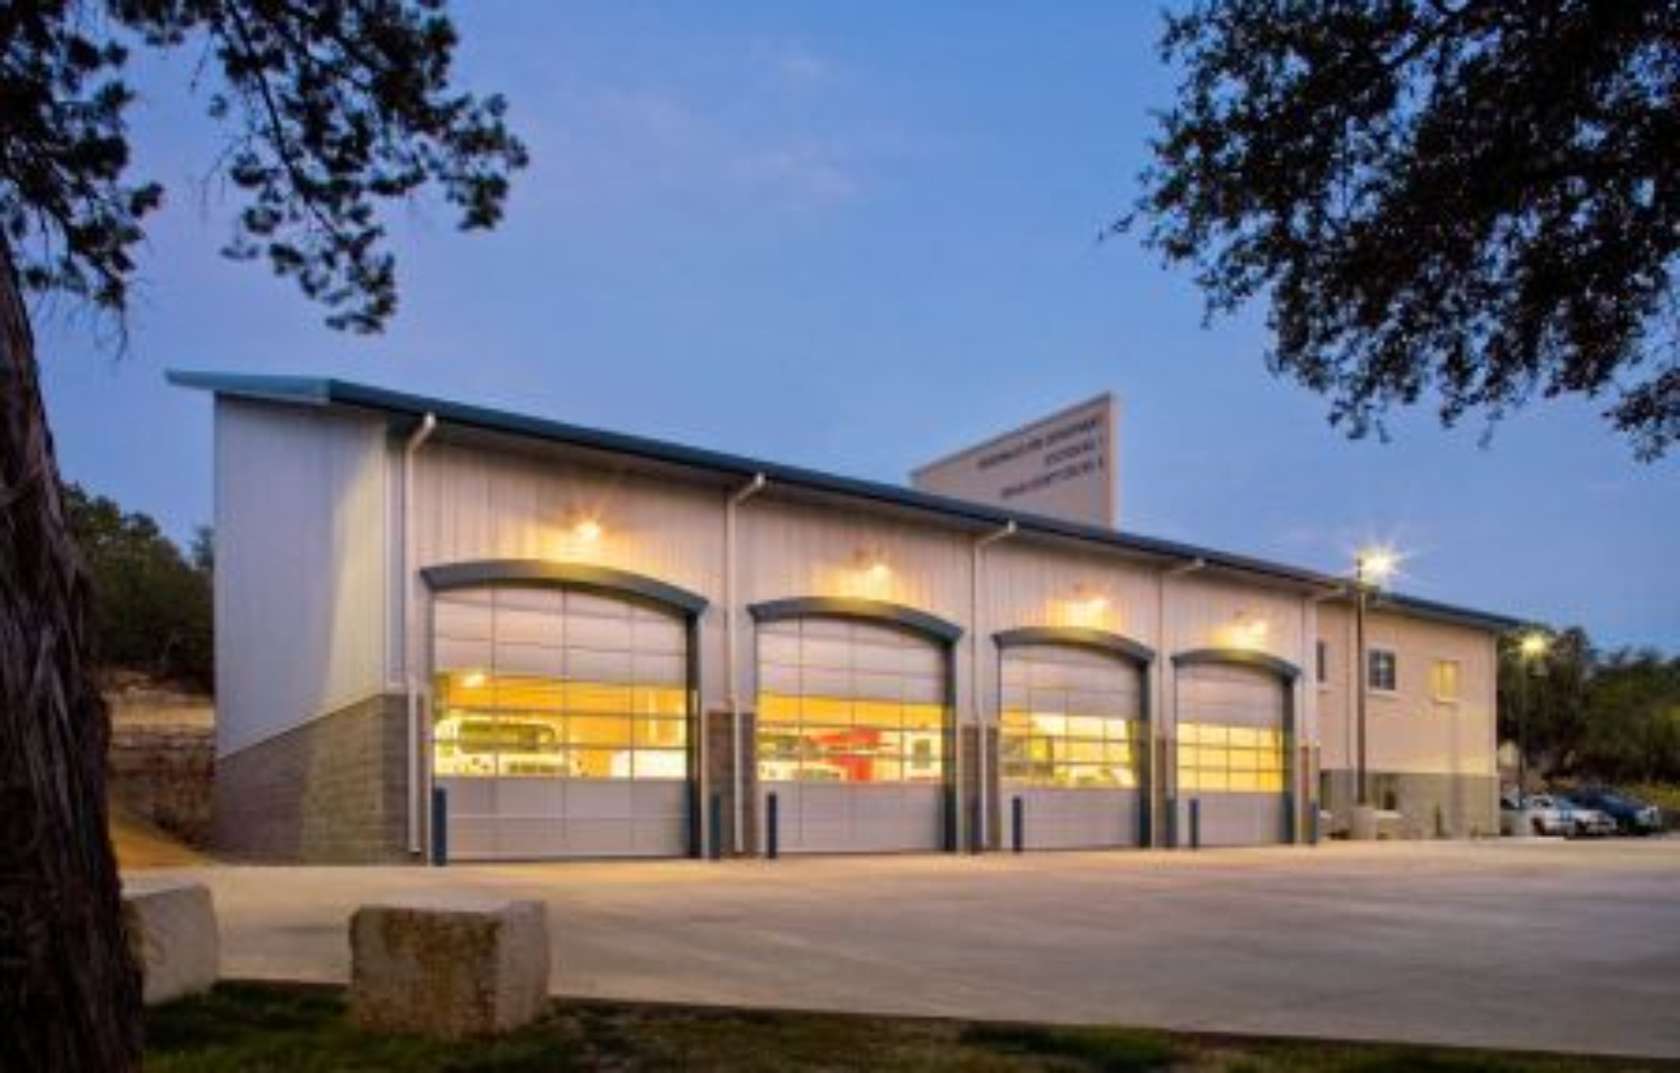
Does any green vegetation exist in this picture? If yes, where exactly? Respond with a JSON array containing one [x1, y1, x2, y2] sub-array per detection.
[[1499, 628, 1680, 791], [144, 983, 1677, 1073], [64, 483, 212, 691]]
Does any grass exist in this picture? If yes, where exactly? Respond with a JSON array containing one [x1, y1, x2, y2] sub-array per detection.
[[145, 982, 1679, 1073]]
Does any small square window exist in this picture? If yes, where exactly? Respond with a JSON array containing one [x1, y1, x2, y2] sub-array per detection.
[[1367, 648, 1398, 693], [1431, 660, 1460, 701]]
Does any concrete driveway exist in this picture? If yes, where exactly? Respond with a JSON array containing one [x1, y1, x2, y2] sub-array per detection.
[[138, 838, 1680, 1058]]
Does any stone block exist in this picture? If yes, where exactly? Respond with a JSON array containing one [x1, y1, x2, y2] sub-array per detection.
[[349, 897, 549, 1039], [121, 879, 219, 1005]]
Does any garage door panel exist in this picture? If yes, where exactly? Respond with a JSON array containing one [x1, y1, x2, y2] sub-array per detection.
[[1000, 644, 1144, 850], [1176, 662, 1289, 846], [1013, 788, 1137, 849], [757, 617, 949, 854], [759, 632, 801, 666], [435, 598, 493, 640], [450, 816, 496, 859], [903, 675, 946, 705], [432, 584, 691, 860], [494, 606, 561, 647], [495, 778, 554, 815]]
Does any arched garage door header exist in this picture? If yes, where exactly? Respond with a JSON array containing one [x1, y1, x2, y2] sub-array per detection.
[[749, 596, 962, 645], [421, 558, 708, 618], [1172, 647, 1301, 682], [994, 625, 1154, 667]]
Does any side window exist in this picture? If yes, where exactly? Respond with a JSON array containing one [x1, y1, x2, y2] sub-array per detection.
[[1367, 648, 1398, 693], [1315, 639, 1328, 684], [1430, 659, 1460, 701]]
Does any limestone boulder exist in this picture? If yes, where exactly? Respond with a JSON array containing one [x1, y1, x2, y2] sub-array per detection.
[[349, 896, 550, 1039], [121, 878, 219, 1005]]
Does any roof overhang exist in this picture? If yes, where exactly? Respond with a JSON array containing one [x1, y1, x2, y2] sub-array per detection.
[[168, 369, 1524, 632]]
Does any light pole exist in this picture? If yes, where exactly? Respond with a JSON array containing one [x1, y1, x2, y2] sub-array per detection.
[[1353, 548, 1396, 810], [1515, 631, 1550, 797]]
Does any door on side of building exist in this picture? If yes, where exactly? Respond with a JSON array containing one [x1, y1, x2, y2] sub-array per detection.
[[1175, 658, 1292, 846], [430, 584, 692, 860], [756, 615, 949, 854], [998, 641, 1146, 850]]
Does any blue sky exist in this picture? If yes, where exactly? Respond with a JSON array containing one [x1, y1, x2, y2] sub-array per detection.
[[37, 3, 1678, 651]]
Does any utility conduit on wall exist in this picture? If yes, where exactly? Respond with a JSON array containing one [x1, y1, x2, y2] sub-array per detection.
[[725, 473, 767, 855], [402, 412, 436, 857]]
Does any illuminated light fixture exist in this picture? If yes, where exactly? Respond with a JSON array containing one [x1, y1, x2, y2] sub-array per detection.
[[1218, 610, 1268, 649], [460, 670, 487, 689], [1355, 545, 1399, 586], [1063, 588, 1109, 628], [573, 517, 603, 543], [1519, 631, 1549, 660]]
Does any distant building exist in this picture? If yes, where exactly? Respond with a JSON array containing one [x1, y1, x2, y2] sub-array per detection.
[[170, 371, 1520, 863]]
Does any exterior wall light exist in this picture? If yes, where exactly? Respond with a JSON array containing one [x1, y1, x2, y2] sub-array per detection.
[[573, 518, 603, 543], [461, 670, 487, 689]]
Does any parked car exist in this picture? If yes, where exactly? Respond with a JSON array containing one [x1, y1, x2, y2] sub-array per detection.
[[1555, 797, 1619, 838], [1567, 787, 1664, 836], [1518, 793, 1616, 838]]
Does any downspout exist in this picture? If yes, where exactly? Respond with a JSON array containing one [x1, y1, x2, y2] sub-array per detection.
[[403, 412, 437, 857], [726, 473, 767, 855], [1156, 557, 1203, 847], [970, 521, 1016, 852], [1303, 586, 1346, 842]]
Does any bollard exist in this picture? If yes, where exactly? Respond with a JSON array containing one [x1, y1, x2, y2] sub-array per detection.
[[1139, 796, 1151, 848], [1283, 790, 1295, 844], [766, 791, 779, 859], [1309, 801, 1320, 844], [1012, 795, 1024, 853], [1189, 797, 1201, 850], [709, 791, 724, 860], [431, 786, 448, 866]]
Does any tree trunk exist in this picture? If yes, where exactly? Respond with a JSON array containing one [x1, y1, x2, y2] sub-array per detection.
[[0, 234, 141, 1070]]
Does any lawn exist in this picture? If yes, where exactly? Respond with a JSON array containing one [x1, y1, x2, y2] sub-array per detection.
[[146, 983, 1678, 1073]]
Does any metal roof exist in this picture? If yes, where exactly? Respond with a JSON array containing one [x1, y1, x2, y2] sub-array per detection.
[[166, 369, 1527, 633]]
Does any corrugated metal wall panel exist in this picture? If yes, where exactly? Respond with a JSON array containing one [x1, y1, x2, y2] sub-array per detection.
[[214, 398, 389, 757]]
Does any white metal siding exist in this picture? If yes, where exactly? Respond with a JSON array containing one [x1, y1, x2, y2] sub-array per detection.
[[410, 441, 727, 708], [214, 398, 389, 758]]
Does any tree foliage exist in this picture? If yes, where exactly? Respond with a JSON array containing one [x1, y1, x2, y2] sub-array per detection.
[[1, 4, 524, 1068], [1130, 0, 1680, 459], [3, 0, 528, 332], [1499, 628, 1680, 783], [64, 484, 213, 690]]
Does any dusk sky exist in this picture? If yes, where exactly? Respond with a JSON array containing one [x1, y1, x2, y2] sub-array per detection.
[[36, 3, 1677, 651]]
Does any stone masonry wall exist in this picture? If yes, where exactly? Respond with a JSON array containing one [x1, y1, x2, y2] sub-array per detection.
[[1321, 769, 1499, 839], [704, 709, 758, 856], [213, 693, 411, 863], [109, 725, 214, 845]]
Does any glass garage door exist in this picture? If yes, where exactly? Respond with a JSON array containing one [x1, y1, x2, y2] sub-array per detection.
[[431, 586, 690, 859], [1175, 662, 1289, 846], [999, 644, 1144, 849], [756, 617, 948, 853]]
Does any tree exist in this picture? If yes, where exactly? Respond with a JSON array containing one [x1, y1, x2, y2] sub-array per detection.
[[1495, 625, 1680, 785], [1127, 1, 1680, 459], [0, 5, 526, 1068], [1497, 626, 1593, 777], [63, 484, 214, 690]]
